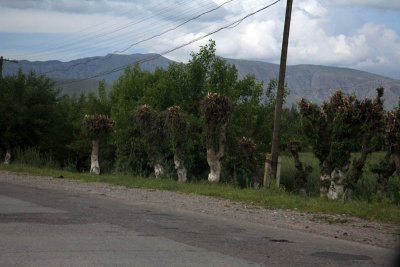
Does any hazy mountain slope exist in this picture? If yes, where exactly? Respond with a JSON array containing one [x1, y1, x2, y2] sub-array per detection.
[[3, 53, 172, 84], [53, 78, 113, 96], [4, 54, 400, 108], [226, 58, 400, 108]]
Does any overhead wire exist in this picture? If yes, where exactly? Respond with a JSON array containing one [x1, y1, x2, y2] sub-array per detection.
[[40, 0, 236, 75], [113, 0, 235, 54], [12, 0, 197, 59], [57, 0, 282, 85], [34, 2, 219, 60]]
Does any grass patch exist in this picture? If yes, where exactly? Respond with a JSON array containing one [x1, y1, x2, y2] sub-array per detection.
[[0, 162, 399, 225]]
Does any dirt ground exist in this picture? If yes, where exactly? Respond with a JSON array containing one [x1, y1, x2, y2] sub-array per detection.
[[0, 170, 399, 250]]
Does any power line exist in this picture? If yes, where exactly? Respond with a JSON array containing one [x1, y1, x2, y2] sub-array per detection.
[[40, 0, 236, 75], [13, 0, 196, 59], [58, 0, 281, 86], [114, 0, 235, 54], [34, 2, 219, 61]]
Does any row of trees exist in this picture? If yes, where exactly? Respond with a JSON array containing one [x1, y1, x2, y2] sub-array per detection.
[[0, 41, 302, 186], [298, 88, 400, 199], [0, 40, 398, 202]]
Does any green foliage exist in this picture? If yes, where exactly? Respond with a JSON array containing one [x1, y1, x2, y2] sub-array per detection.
[[299, 89, 386, 190], [287, 139, 312, 191], [0, 74, 116, 172], [386, 108, 400, 155], [109, 64, 153, 174], [0, 70, 59, 152], [13, 147, 60, 169], [237, 137, 260, 188], [134, 104, 169, 166], [386, 174, 400, 204], [165, 106, 189, 154]]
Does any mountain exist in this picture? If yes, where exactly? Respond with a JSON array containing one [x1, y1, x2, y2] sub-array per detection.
[[3, 54, 400, 108], [227, 58, 400, 108], [3, 54, 173, 95]]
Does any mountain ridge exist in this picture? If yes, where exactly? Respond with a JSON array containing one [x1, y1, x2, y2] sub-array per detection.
[[3, 54, 400, 108]]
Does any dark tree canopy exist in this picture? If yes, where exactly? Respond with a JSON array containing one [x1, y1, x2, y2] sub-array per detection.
[[201, 92, 233, 133], [82, 115, 115, 140]]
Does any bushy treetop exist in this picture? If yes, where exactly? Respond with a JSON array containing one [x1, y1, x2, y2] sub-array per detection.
[[238, 137, 256, 159], [298, 88, 385, 171], [200, 92, 233, 130], [82, 114, 115, 140], [134, 104, 167, 145], [165, 106, 188, 136]]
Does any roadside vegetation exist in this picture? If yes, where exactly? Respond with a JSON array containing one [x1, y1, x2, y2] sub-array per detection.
[[0, 156, 399, 225], [1, 40, 399, 224]]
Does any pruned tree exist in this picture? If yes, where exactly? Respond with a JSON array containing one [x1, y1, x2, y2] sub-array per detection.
[[371, 151, 396, 194], [299, 88, 386, 199], [165, 106, 189, 182], [238, 137, 260, 188], [298, 98, 330, 197], [386, 108, 400, 175], [288, 139, 312, 194], [348, 88, 385, 192], [201, 92, 233, 182], [82, 114, 115, 174], [135, 104, 168, 178], [371, 106, 400, 194]]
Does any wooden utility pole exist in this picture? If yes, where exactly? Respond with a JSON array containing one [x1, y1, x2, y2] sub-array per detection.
[[0, 56, 19, 80], [270, 0, 293, 179]]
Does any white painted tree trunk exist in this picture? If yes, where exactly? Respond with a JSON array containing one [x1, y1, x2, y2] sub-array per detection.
[[327, 168, 346, 200], [319, 161, 330, 197], [4, 149, 11, 164], [174, 153, 187, 182], [90, 139, 100, 175], [320, 173, 330, 197], [154, 163, 164, 179], [207, 148, 222, 183]]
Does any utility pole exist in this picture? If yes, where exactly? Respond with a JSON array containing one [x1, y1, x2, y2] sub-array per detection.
[[0, 56, 19, 80], [270, 0, 293, 179]]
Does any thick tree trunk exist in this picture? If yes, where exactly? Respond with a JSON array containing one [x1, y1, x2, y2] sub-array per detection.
[[207, 148, 222, 182], [4, 149, 11, 164], [250, 163, 260, 189], [263, 154, 272, 188], [349, 134, 373, 188], [206, 124, 227, 183], [90, 139, 100, 175], [154, 161, 164, 179], [174, 153, 187, 182], [289, 144, 309, 192], [327, 167, 347, 200], [376, 151, 396, 194], [320, 160, 331, 197]]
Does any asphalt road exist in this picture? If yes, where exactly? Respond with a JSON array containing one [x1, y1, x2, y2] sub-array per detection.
[[0, 180, 398, 266]]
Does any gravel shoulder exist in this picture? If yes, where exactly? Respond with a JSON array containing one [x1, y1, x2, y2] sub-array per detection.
[[0, 170, 399, 250]]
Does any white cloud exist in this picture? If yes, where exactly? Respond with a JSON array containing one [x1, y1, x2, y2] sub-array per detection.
[[330, 0, 400, 11], [0, 0, 399, 78], [0, 8, 129, 33], [143, 0, 400, 79]]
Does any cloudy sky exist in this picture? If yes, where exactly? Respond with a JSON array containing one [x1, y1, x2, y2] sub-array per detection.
[[0, 0, 399, 79]]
